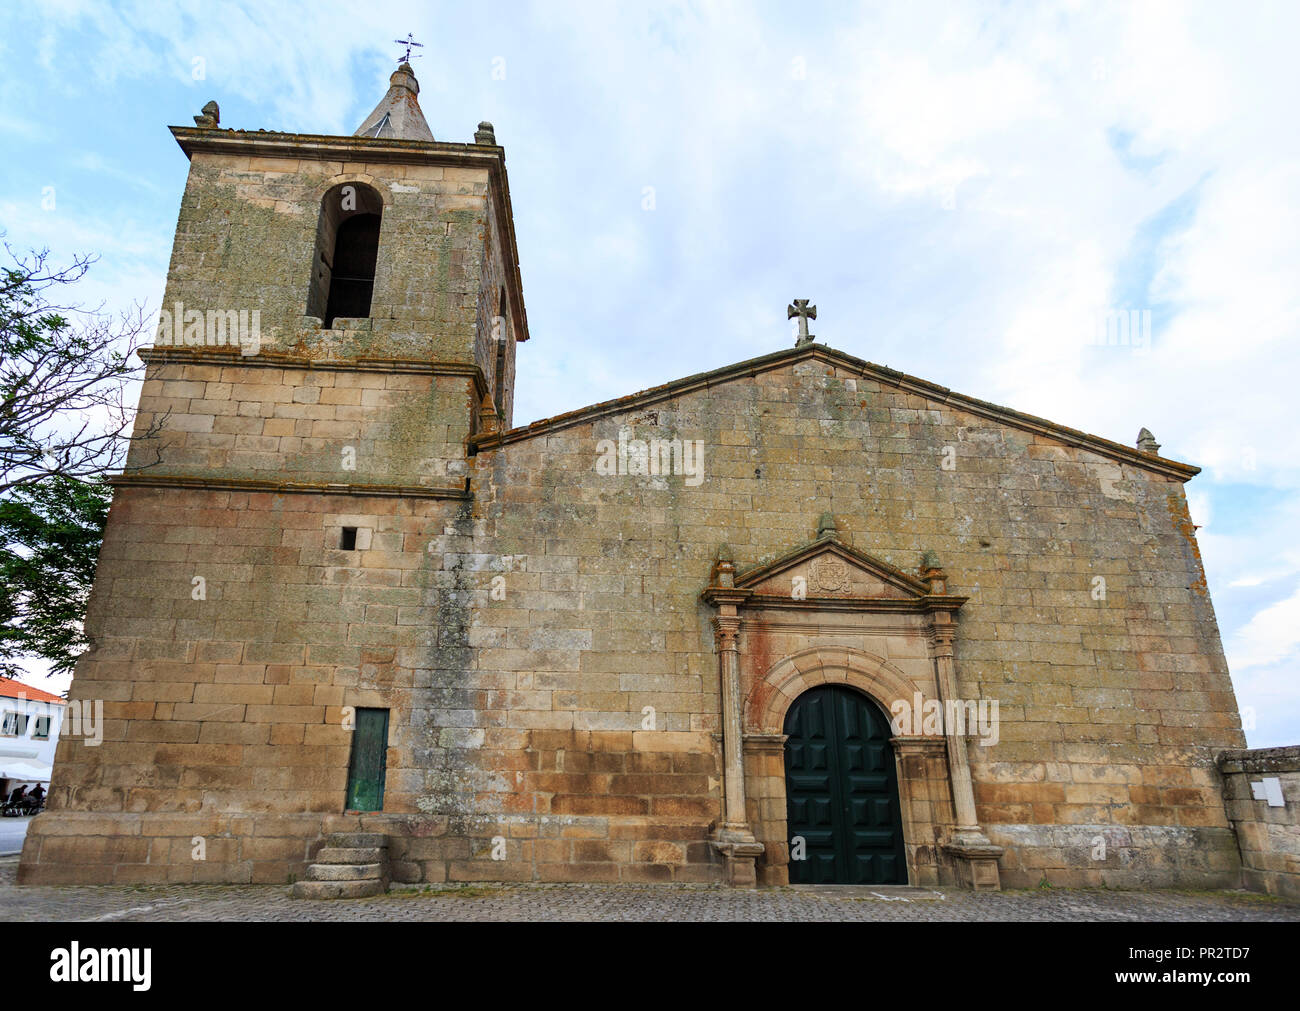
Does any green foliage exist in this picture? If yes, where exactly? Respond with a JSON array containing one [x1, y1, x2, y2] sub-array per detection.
[[0, 242, 152, 683], [0, 475, 110, 679]]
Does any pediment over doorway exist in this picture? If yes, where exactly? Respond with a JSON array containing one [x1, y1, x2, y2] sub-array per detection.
[[742, 540, 920, 600], [702, 530, 966, 614]]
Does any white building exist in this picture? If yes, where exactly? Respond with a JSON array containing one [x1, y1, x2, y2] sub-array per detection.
[[0, 679, 66, 804]]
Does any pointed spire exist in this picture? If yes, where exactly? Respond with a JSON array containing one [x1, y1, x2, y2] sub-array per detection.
[[354, 63, 434, 141]]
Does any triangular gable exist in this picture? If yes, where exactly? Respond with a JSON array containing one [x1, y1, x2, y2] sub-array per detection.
[[476, 343, 1198, 481]]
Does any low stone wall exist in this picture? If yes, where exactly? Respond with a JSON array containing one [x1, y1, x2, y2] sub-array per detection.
[[17, 809, 722, 887], [1218, 746, 1300, 899], [987, 824, 1241, 889], [18, 811, 332, 885]]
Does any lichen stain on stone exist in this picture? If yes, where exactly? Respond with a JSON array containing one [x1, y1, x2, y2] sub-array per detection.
[[744, 617, 775, 730], [821, 368, 857, 427], [359, 648, 397, 689], [413, 497, 479, 816], [1165, 488, 1208, 596], [373, 386, 445, 483]]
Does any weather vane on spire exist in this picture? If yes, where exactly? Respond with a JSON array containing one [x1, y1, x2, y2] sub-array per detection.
[[393, 33, 424, 64]]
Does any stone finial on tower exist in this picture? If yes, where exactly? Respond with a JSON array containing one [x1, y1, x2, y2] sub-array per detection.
[[193, 101, 220, 128], [816, 512, 837, 539], [788, 299, 816, 346], [1136, 428, 1161, 455], [475, 121, 497, 145]]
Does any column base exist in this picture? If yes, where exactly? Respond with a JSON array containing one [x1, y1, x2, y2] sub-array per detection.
[[943, 827, 1004, 891], [711, 825, 766, 888]]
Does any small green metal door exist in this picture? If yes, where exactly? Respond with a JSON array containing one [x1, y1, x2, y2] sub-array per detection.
[[344, 708, 389, 812], [784, 685, 907, 884]]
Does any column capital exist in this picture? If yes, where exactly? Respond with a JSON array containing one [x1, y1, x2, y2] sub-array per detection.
[[712, 614, 741, 648], [927, 625, 956, 657]]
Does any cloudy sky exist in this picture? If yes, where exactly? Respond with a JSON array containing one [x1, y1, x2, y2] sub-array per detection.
[[2, 0, 1297, 746]]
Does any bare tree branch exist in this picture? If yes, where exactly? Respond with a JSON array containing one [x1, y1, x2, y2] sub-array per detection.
[[0, 240, 165, 493]]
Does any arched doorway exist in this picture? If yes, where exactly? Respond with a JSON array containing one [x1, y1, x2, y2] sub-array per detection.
[[784, 684, 907, 884]]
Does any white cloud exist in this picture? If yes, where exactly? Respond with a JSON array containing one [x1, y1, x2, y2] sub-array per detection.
[[1229, 587, 1300, 671]]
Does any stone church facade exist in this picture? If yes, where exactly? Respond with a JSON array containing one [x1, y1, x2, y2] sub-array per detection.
[[20, 64, 1248, 891]]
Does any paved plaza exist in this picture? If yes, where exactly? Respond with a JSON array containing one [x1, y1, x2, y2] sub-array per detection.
[[2, 858, 1297, 922]]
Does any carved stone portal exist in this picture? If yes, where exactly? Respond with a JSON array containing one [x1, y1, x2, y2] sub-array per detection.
[[701, 522, 1003, 889]]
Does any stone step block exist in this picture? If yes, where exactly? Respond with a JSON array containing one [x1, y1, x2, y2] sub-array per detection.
[[307, 862, 383, 882], [315, 846, 385, 864], [327, 832, 388, 849], [290, 878, 384, 900]]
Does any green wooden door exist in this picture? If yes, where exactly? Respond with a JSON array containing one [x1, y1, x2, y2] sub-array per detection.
[[345, 708, 389, 812], [784, 685, 907, 884]]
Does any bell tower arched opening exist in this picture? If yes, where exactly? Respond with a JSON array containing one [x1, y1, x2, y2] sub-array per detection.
[[307, 182, 384, 328]]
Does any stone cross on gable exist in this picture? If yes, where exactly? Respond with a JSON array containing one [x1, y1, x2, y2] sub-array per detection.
[[788, 299, 816, 346]]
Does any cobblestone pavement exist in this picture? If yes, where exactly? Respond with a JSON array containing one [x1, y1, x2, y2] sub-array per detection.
[[2, 859, 1297, 921]]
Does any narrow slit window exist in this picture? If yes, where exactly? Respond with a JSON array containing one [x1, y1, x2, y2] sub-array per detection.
[[340, 527, 358, 550], [493, 287, 508, 417]]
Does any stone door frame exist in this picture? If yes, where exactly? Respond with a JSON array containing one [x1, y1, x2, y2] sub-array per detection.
[[700, 522, 1004, 889]]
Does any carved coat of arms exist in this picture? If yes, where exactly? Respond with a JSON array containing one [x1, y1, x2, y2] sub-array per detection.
[[809, 556, 852, 594]]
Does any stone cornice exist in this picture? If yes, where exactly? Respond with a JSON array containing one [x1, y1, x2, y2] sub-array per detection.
[[472, 343, 1200, 481], [110, 473, 471, 499], [138, 347, 490, 401], [171, 125, 501, 167], [699, 587, 753, 607], [736, 594, 967, 615]]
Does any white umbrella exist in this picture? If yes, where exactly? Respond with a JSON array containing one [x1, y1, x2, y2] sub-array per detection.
[[0, 759, 51, 782]]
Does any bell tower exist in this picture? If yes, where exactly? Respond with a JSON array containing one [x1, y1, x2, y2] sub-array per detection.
[[134, 55, 528, 493], [19, 51, 530, 885]]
